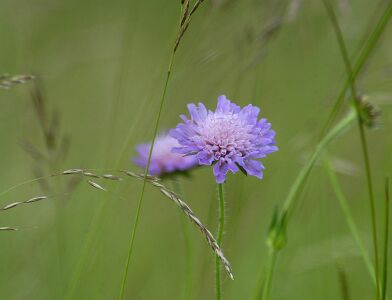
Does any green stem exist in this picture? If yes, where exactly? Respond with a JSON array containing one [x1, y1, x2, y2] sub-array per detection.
[[320, 1, 392, 136], [118, 48, 176, 300], [253, 4, 392, 299], [254, 110, 356, 299], [359, 119, 380, 300], [216, 183, 225, 300], [282, 109, 356, 218], [261, 250, 278, 300], [321, 2, 382, 298], [324, 157, 376, 283], [382, 177, 390, 300]]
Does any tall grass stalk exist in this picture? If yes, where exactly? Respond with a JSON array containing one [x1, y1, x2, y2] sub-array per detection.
[[320, 1, 392, 136], [216, 183, 225, 300], [322, 1, 384, 298], [118, 43, 176, 300], [117, 64, 171, 299], [382, 177, 390, 300], [118, 1, 204, 298], [256, 2, 392, 298], [324, 157, 375, 283]]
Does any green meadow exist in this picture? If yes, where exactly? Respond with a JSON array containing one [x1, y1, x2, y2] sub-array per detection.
[[0, 0, 391, 299]]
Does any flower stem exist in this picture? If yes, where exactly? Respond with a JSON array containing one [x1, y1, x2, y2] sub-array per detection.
[[261, 250, 278, 300], [216, 183, 225, 300]]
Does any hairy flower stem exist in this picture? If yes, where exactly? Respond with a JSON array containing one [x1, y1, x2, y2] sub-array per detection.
[[172, 178, 193, 300], [118, 48, 176, 300], [321, 2, 384, 298], [216, 183, 225, 300]]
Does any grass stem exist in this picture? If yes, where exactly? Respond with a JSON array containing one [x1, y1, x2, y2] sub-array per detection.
[[253, 109, 356, 299], [324, 157, 376, 283], [320, 1, 392, 136], [261, 250, 278, 300], [382, 177, 390, 300], [321, 2, 386, 298], [118, 47, 176, 300]]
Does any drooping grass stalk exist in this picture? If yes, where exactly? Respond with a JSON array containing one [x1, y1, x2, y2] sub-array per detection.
[[171, 178, 193, 300], [255, 109, 356, 300], [0, 74, 34, 89], [320, 1, 392, 136], [118, 2, 205, 298], [324, 157, 376, 283], [321, 2, 383, 298], [216, 183, 225, 300], [0, 166, 235, 276], [382, 177, 390, 300]]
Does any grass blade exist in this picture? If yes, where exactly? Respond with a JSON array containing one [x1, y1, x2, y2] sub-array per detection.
[[255, 109, 357, 300], [320, 1, 392, 136], [382, 177, 390, 300], [324, 157, 376, 283], [321, 1, 386, 297]]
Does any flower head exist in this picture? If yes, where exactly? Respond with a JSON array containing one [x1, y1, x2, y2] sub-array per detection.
[[170, 95, 278, 183], [133, 134, 198, 176]]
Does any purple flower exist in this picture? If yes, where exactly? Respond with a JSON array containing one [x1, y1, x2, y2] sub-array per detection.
[[170, 95, 278, 183], [133, 134, 198, 176]]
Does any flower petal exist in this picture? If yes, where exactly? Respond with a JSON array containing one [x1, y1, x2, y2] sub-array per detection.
[[213, 160, 229, 183], [197, 151, 215, 165]]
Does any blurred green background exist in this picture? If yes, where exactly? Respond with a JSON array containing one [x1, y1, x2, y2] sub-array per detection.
[[0, 0, 391, 299]]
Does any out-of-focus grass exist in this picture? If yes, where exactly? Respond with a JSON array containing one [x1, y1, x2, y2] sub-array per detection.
[[0, 0, 391, 299]]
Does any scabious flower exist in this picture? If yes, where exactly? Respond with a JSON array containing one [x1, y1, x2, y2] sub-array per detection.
[[170, 95, 278, 183], [133, 134, 198, 176]]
